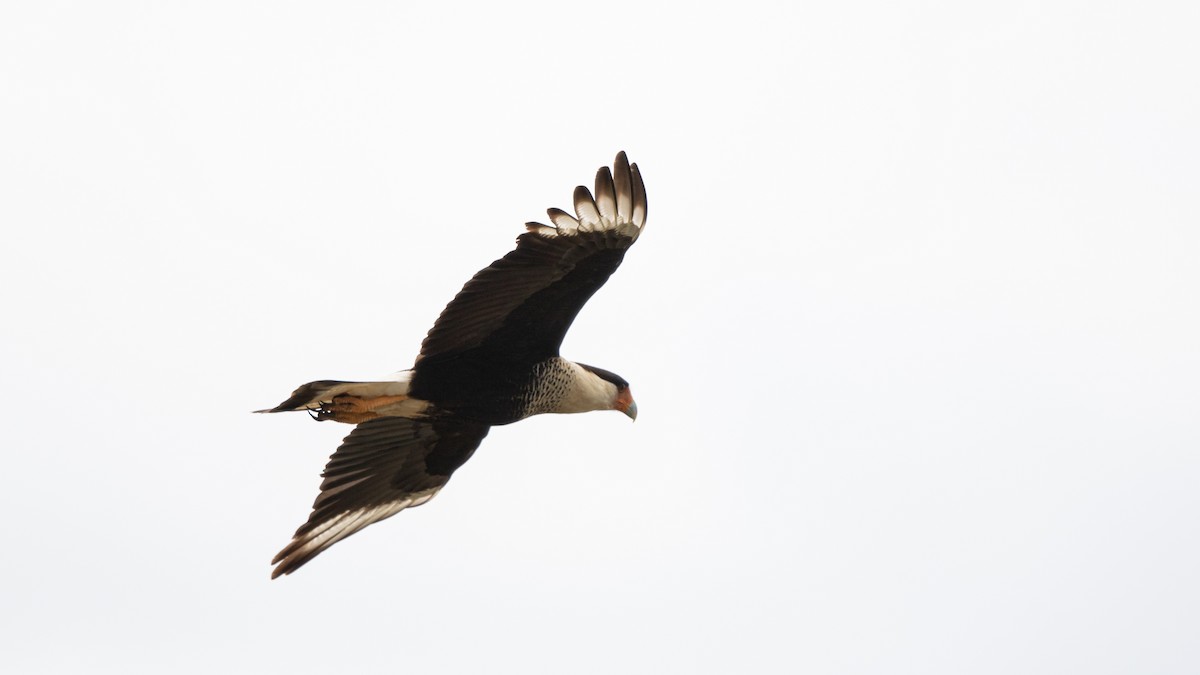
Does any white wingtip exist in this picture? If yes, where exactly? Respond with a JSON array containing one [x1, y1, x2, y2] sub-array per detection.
[[573, 185, 602, 231], [547, 207, 580, 233], [523, 152, 646, 241], [526, 222, 558, 237], [271, 491, 439, 578], [629, 161, 647, 231], [594, 166, 617, 227], [614, 151, 633, 224]]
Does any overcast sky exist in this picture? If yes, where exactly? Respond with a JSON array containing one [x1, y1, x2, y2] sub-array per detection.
[[2, 2, 1198, 674]]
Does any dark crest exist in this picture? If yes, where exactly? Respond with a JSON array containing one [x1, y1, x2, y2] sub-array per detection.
[[576, 362, 629, 389]]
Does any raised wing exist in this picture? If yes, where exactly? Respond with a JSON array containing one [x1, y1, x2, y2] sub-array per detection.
[[271, 416, 489, 577], [417, 151, 647, 364]]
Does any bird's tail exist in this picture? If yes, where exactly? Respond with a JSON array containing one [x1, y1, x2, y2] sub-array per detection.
[[255, 372, 428, 423]]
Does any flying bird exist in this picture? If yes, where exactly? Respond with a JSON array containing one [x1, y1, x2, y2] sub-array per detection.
[[259, 152, 647, 578]]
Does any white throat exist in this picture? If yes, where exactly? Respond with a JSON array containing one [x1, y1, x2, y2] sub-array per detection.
[[555, 360, 619, 414]]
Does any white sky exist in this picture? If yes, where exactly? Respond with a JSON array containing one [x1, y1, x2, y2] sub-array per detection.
[[2, 2, 1198, 673]]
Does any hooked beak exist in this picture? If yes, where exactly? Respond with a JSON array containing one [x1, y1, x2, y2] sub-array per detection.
[[615, 387, 638, 421]]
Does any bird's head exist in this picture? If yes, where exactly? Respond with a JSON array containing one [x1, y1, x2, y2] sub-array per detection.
[[577, 363, 638, 421]]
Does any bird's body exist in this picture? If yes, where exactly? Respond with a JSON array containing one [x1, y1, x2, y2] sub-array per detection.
[[260, 152, 646, 577]]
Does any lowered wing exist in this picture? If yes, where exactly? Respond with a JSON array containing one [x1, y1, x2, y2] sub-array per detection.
[[271, 416, 489, 577]]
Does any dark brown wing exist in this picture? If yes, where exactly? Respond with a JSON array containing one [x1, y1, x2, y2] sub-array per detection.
[[271, 416, 489, 578], [417, 152, 647, 364]]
